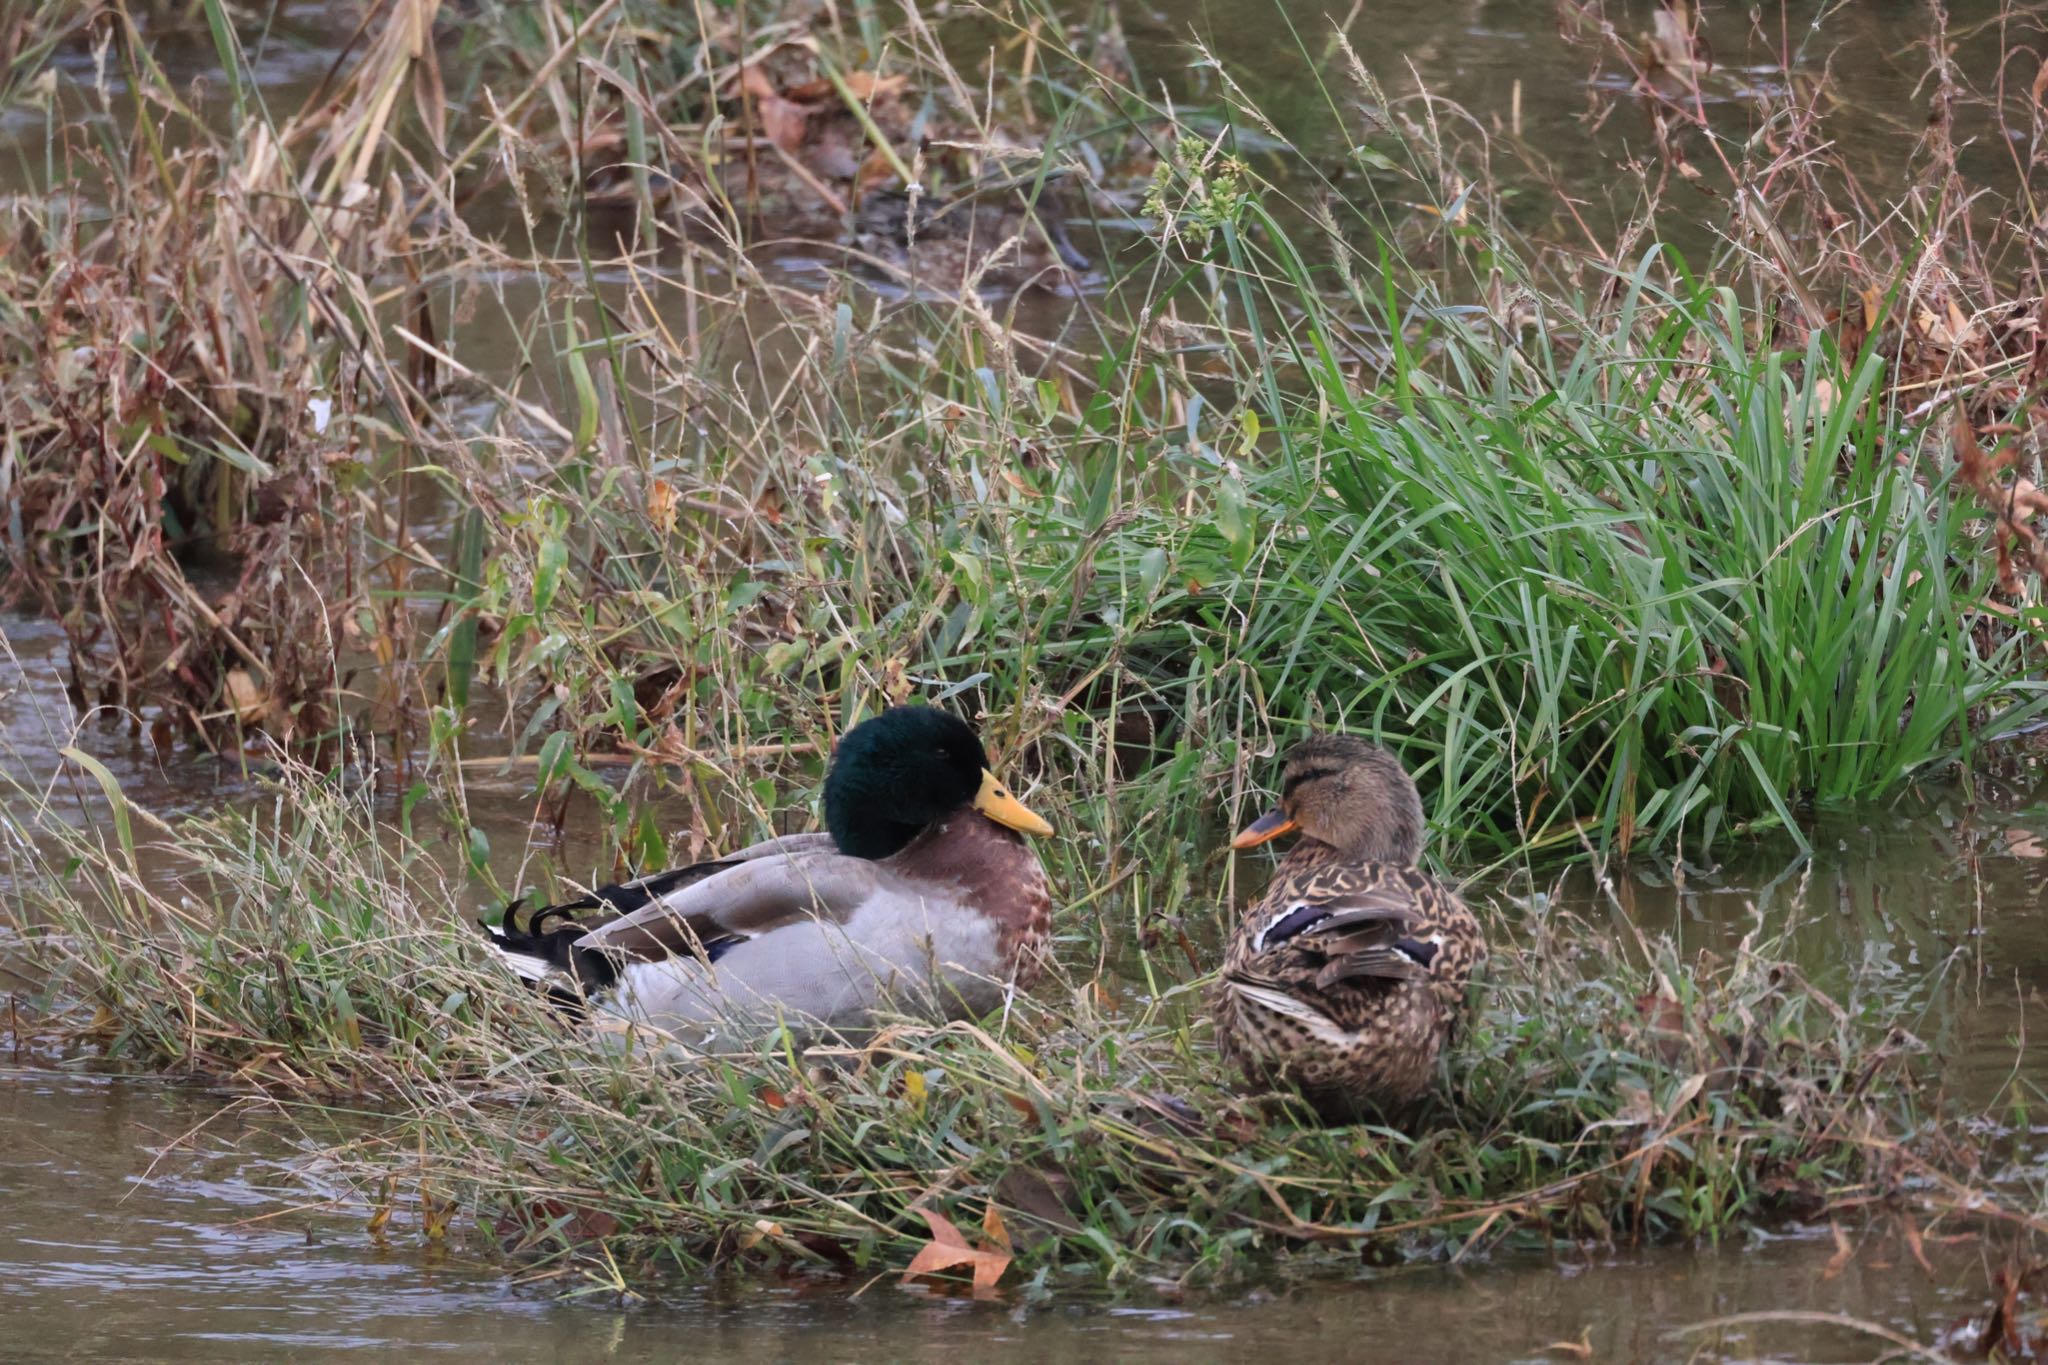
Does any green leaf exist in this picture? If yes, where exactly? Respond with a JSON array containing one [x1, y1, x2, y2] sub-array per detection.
[[446, 508, 485, 710], [535, 731, 573, 789], [61, 747, 134, 873], [534, 536, 567, 615], [1217, 474, 1253, 569], [1137, 546, 1167, 598], [568, 347, 599, 453]]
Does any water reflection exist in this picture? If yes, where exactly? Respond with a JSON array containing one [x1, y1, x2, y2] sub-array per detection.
[[0, 1072, 2017, 1363]]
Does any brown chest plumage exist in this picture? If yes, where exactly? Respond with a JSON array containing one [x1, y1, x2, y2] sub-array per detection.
[[891, 813, 1053, 988]]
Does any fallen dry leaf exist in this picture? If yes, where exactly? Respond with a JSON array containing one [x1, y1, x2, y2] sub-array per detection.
[[1543, 1329, 1593, 1359], [902, 1206, 1012, 1295], [982, 1202, 1012, 1253], [646, 477, 679, 533], [2008, 829, 2045, 860], [785, 71, 908, 103], [224, 668, 268, 726], [1823, 1219, 1855, 1280], [736, 65, 810, 152]]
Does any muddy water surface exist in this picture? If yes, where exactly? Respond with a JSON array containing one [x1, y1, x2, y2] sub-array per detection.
[[8, 602, 2048, 1362], [0, 1064, 2017, 1364], [6, 0, 2048, 1360]]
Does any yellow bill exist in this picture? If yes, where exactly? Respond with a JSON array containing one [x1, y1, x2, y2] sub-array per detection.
[[974, 769, 1052, 836]]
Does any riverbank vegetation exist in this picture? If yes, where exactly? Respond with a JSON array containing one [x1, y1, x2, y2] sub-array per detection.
[[3, 0, 2047, 1297], [0, 755, 1993, 1286]]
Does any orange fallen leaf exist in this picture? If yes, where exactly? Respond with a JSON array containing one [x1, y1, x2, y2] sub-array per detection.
[[786, 71, 908, 103], [1822, 1219, 1855, 1280], [735, 65, 809, 152], [1543, 1329, 1593, 1359], [981, 1201, 1011, 1254], [224, 667, 269, 726], [646, 477, 679, 533], [902, 1207, 1012, 1295]]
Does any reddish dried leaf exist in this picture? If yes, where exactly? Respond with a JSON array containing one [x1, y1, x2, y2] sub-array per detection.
[[735, 65, 812, 151], [785, 71, 909, 103], [1901, 1217, 1934, 1276], [902, 1207, 1012, 1295], [1822, 1220, 1855, 1280], [981, 1202, 1012, 1254], [755, 96, 810, 153]]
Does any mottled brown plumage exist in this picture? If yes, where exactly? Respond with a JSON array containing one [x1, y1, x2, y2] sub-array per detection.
[[1212, 735, 1484, 1125]]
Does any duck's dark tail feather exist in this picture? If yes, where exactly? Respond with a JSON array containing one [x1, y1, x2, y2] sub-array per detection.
[[476, 899, 625, 1019], [477, 860, 743, 1017]]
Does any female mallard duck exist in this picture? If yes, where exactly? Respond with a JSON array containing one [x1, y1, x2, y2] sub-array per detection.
[[1210, 735, 1484, 1124], [483, 707, 1053, 1045]]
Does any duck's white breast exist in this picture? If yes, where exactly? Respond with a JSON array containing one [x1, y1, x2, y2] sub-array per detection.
[[608, 884, 1009, 1036]]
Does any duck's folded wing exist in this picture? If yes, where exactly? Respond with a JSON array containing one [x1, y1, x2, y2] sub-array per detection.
[[1309, 943, 1432, 989], [573, 852, 881, 961], [719, 832, 839, 862], [1252, 879, 1418, 954], [530, 833, 840, 933]]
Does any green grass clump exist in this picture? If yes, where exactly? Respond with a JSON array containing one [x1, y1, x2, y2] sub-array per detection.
[[428, 210, 2048, 871], [0, 762, 1974, 1288]]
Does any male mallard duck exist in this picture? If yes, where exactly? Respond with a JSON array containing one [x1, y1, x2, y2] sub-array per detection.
[[482, 707, 1053, 1046], [1210, 735, 1484, 1124]]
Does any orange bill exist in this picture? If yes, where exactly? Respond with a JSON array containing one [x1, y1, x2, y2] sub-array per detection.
[[974, 769, 1053, 837], [1231, 808, 1298, 849]]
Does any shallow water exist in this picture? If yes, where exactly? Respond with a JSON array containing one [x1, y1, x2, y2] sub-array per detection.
[[0, 1071, 2026, 1365], [8, 594, 2048, 1360], [5, 0, 2048, 1358]]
